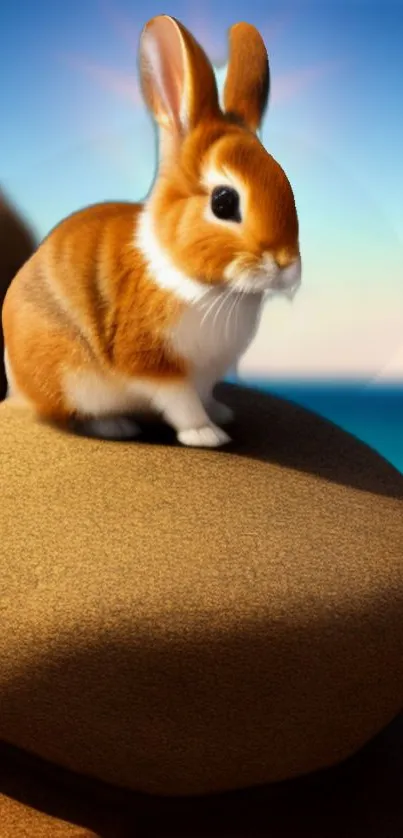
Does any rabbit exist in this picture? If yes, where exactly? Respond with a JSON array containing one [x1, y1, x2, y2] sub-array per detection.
[[2, 15, 301, 448], [0, 189, 35, 400]]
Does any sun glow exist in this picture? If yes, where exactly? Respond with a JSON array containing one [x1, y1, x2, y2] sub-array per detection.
[[61, 1, 339, 115]]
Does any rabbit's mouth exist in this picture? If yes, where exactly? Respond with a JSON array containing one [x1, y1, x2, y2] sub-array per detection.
[[265, 257, 302, 299], [225, 253, 302, 298]]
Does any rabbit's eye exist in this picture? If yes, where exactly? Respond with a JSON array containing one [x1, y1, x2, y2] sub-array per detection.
[[211, 186, 241, 223]]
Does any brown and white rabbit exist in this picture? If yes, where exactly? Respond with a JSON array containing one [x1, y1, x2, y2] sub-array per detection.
[[2, 16, 301, 447]]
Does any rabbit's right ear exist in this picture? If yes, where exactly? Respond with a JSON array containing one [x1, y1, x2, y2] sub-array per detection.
[[139, 16, 221, 145], [223, 22, 270, 133]]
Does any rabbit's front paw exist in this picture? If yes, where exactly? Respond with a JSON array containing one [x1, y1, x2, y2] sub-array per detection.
[[177, 424, 231, 448]]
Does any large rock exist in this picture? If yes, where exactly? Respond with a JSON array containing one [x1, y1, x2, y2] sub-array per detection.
[[0, 383, 402, 795]]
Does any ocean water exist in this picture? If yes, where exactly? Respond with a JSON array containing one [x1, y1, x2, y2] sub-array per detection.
[[232, 378, 403, 475]]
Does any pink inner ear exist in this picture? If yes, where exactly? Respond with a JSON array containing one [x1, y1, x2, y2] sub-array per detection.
[[143, 18, 186, 131]]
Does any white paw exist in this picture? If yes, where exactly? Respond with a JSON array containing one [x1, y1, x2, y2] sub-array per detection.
[[77, 416, 141, 441], [207, 399, 235, 426], [177, 424, 231, 449]]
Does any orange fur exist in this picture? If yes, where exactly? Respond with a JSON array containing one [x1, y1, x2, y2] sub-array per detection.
[[2, 203, 187, 420], [224, 22, 270, 132]]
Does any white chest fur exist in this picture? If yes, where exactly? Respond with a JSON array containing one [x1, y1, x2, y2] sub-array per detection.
[[136, 207, 263, 391], [169, 287, 262, 382]]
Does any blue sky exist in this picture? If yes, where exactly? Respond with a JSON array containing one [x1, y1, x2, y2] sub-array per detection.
[[1, 0, 402, 379]]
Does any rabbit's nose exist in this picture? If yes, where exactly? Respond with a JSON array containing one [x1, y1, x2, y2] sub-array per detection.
[[273, 248, 299, 269]]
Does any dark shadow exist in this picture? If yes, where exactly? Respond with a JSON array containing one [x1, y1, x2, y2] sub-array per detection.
[[0, 189, 36, 400], [1, 709, 403, 837], [2, 581, 403, 838], [64, 381, 403, 500], [215, 382, 403, 500]]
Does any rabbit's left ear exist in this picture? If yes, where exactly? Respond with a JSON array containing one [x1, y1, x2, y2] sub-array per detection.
[[139, 15, 221, 139], [223, 22, 270, 132]]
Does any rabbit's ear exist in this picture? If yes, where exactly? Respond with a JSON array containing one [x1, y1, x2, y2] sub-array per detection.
[[139, 15, 221, 140], [223, 22, 270, 132]]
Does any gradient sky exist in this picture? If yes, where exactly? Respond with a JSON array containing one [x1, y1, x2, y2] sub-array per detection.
[[1, 0, 402, 380]]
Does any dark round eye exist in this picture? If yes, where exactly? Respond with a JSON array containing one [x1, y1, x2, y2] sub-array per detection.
[[211, 185, 241, 223]]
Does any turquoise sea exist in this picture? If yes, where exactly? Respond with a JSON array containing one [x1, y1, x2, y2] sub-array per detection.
[[235, 379, 403, 475]]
